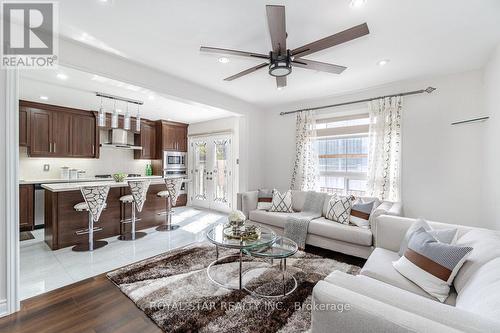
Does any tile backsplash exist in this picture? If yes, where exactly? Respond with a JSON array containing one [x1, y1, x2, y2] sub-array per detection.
[[19, 146, 152, 180]]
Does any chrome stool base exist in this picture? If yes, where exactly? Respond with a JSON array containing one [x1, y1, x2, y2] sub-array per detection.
[[118, 231, 147, 241], [72, 240, 108, 252], [156, 224, 180, 232]]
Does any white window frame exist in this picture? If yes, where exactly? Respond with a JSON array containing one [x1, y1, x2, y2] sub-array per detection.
[[315, 113, 369, 197]]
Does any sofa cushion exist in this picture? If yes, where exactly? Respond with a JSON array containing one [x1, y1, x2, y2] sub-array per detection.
[[291, 190, 306, 212], [249, 209, 292, 228], [360, 248, 456, 304], [456, 257, 500, 319], [453, 229, 500, 293], [325, 195, 352, 224], [308, 217, 372, 246]]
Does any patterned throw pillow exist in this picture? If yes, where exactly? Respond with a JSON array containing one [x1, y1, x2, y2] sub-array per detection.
[[325, 195, 353, 224], [269, 190, 293, 213], [399, 218, 458, 256], [393, 227, 473, 302], [257, 189, 274, 210], [350, 200, 375, 228]]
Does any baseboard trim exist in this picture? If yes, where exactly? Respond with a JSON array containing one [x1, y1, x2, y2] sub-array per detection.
[[0, 299, 7, 318]]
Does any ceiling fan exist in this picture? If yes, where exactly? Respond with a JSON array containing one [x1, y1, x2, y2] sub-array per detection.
[[200, 5, 369, 89]]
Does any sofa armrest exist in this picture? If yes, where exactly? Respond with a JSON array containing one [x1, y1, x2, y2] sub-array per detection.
[[373, 215, 415, 251], [312, 272, 500, 333], [237, 191, 258, 219]]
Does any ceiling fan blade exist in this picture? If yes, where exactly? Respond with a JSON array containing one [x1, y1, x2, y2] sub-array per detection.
[[276, 76, 287, 88], [266, 5, 287, 55], [291, 23, 369, 58], [224, 63, 268, 81], [200, 46, 269, 60], [292, 58, 347, 74]]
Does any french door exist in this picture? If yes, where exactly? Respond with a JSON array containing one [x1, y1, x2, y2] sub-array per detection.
[[189, 134, 234, 212]]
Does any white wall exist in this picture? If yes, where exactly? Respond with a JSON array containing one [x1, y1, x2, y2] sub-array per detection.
[[260, 70, 488, 228], [482, 44, 500, 230], [0, 70, 7, 315]]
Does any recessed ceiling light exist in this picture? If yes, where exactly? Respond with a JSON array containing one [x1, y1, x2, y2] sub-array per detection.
[[40, 96, 48, 100], [277, 87, 284, 91], [349, 0, 366, 8], [377, 59, 390, 67], [218, 57, 230, 64], [148, 95, 155, 100], [56, 73, 68, 80]]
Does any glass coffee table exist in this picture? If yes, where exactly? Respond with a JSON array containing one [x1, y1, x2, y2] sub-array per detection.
[[206, 223, 277, 290], [242, 236, 298, 298]]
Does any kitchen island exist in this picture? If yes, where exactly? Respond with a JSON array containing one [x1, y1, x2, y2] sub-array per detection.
[[42, 176, 188, 250]]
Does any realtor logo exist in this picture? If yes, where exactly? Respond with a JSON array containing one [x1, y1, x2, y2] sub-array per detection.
[[1, 1, 58, 68]]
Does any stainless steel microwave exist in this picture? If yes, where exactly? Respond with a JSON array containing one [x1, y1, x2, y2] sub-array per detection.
[[164, 151, 186, 170]]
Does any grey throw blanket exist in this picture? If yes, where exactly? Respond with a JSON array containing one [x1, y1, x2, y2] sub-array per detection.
[[284, 191, 325, 249]]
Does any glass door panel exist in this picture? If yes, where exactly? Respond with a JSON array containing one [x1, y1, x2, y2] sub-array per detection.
[[191, 140, 209, 208]]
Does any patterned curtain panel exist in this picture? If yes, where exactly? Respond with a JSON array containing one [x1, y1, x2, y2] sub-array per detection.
[[366, 96, 402, 202], [290, 110, 318, 191]]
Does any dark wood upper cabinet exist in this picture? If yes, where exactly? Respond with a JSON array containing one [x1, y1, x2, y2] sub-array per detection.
[[71, 114, 96, 157], [29, 108, 52, 156], [19, 184, 34, 231], [19, 107, 30, 146], [23, 101, 98, 158], [156, 120, 188, 154], [52, 111, 72, 157], [134, 120, 157, 159]]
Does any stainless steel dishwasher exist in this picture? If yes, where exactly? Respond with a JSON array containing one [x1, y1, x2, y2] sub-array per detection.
[[34, 184, 45, 228]]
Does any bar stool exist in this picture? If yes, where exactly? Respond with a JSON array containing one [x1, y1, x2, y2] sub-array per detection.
[[156, 177, 183, 232], [72, 185, 111, 252], [118, 179, 151, 241]]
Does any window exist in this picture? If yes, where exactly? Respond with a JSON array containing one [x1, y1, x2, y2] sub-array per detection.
[[315, 113, 369, 197]]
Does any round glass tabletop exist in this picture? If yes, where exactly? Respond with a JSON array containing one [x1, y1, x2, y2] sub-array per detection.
[[206, 223, 277, 249], [243, 236, 298, 259]]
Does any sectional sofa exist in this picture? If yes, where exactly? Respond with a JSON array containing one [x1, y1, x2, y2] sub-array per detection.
[[237, 190, 403, 259], [311, 215, 500, 332]]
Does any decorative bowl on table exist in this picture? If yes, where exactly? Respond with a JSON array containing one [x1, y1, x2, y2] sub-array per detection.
[[223, 210, 261, 240], [113, 173, 127, 182]]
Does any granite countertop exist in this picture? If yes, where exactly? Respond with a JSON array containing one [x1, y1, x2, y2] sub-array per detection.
[[41, 176, 190, 192]]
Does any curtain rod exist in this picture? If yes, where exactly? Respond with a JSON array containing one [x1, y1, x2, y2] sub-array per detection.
[[279, 86, 436, 116]]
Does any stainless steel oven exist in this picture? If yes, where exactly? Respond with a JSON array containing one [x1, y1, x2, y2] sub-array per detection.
[[164, 151, 186, 170]]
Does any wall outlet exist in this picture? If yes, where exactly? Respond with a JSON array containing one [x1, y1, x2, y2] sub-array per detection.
[[43, 164, 50, 172]]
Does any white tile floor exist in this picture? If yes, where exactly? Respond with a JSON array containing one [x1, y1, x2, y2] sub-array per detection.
[[20, 207, 227, 300]]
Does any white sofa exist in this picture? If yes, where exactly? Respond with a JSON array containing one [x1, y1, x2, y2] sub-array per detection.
[[311, 215, 500, 332], [237, 190, 403, 259]]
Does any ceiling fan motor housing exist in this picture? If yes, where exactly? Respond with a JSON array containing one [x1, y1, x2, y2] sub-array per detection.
[[269, 50, 292, 77]]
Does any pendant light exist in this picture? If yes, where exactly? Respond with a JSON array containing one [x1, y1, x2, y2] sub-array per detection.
[[124, 102, 131, 130], [135, 103, 141, 132], [111, 100, 118, 128], [97, 96, 106, 127]]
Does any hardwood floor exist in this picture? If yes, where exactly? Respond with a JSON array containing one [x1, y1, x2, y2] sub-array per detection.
[[0, 275, 161, 333]]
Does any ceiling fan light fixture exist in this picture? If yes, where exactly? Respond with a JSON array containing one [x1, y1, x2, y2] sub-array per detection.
[[218, 57, 230, 64], [269, 61, 292, 77]]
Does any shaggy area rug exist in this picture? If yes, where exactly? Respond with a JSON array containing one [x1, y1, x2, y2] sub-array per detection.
[[107, 243, 361, 333]]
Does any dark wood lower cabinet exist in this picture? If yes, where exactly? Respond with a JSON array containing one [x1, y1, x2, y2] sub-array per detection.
[[44, 185, 187, 250], [19, 185, 34, 231]]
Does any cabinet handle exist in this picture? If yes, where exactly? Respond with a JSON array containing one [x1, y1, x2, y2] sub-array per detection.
[[53, 142, 56, 153], [49, 142, 52, 153], [92, 144, 95, 155]]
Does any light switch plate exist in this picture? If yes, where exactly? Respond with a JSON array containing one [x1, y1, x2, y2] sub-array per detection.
[[43, 164, 50, 171]]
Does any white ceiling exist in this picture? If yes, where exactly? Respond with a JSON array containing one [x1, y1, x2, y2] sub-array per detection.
[[53, 0, 500, 109], [19, 66, 237, 123]]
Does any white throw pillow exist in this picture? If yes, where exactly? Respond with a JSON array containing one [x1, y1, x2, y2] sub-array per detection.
[[325, 196, 353, 224], [269, 190, 293, 213], [399, 218, 458, 256], [393, 227, 473, 302]]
